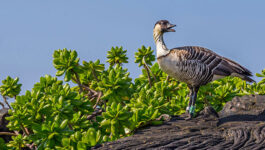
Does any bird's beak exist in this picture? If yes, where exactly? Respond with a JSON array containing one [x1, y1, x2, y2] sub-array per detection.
[[167, 24, 176, 32]]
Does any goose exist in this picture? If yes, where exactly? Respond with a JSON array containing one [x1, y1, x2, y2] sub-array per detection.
[[153, 20, 254, 119]]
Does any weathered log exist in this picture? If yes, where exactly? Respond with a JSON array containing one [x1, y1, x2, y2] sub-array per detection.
[[93, 95, 265, 150]]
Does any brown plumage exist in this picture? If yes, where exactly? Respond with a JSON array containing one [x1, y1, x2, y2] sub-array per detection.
[[158, 46, 255, 85], [153, 20, 254, 119]]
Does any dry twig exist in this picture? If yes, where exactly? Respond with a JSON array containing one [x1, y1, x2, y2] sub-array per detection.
[[0, 132, 17, 136], [87, 109, 103, 120], [93, 92, 102, 109]]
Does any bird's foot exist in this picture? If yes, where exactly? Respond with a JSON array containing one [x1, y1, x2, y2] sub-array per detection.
[[184, 105, 195, 120], [184, 113, 194, 120]]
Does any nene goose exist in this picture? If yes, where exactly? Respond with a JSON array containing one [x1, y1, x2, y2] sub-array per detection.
[[153, 20, 254, 119]]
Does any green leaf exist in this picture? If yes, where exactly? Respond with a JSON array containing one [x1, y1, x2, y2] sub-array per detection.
[[77, 141, 86, 150], [87, 128, 97, 146], [0, 76, 21, 97], [74, 131, 82, 141], [151, 109, 159, 120], [100, 119, 111, 127], [151, 120, 163, 125], [56, 70, 65, 76], [60, 119, 68, 129], [48, 132, 56, 140], [64, 71, 72, 82], [107, 46, 128, 66]]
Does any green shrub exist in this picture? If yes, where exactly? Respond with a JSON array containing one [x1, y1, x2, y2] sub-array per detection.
[[1, 46, 264, 149]]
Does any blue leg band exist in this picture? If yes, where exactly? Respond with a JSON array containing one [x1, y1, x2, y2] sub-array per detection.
[[189, 105, 195, 114]]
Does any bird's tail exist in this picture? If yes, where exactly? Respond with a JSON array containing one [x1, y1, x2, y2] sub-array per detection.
[[238, 74, 255, 83], [223, 58, 255, 83]]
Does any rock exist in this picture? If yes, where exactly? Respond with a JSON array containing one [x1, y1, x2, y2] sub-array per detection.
[[199, 106, 219, 118], [0, 108, 11, 142], [0, 108, 9, 129], [219, 94, 265, 117], [93, 95, 265, 150]]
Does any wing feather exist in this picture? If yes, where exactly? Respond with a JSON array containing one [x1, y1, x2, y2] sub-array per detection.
[[169, 46, 254, 82]]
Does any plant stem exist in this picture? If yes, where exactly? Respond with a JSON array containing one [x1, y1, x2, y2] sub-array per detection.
[[93, 92, 102, 109], [143, 57, 157, 82], [82, 85, 98, 96], [87, 109, 103, 120], [20, 124, 29, 136], [26, 143, 36, 150], [72, 70, 83, 93], [92, 69, 99, 82], [0, 132, 17, 136], [2, 96, 11, 109], [143, 64, 152, 88], [70, 70, 101, 102], [89, 97, 96, 102], [142, 56, 156, 88]]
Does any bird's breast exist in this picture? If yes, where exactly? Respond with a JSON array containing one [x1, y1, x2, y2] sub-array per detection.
[[157, 56, 213, 86], [157, 56, 187, 82]]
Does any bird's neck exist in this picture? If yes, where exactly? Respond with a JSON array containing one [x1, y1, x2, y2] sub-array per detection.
[[153, 31, 169, 58]]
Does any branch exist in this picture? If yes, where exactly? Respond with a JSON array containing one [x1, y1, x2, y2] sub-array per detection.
[[24, 127, 30, 135], [89, 97, 96, 102], [2, 96, 11, 109], [93, 91, 102, 109], [20, 124, 29, 136], [142, 56, 157, 88], [72, 70, 83, 93], [87, 109, 103, 120], [0, 132, 17, 136], [26, 143, 37, 150], [143, 56, 157, 82], [71, 72, 99, 98], [146, 65, 157, 82], [92, 69, 99, 82], [82, 85, 98, 96], [144, 64, 152, 88]]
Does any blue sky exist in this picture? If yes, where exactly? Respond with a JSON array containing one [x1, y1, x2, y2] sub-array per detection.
[[0, 0, 265, 94]]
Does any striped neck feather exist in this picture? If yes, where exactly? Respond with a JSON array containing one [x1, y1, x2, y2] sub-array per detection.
[[153, 31, 169, 58]]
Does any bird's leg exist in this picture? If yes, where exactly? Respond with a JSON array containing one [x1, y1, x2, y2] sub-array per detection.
[[188, 94, 196, 118], [186, 87, 194, 113], [189, 87, 199, 118], [185, 87, 194, 120]]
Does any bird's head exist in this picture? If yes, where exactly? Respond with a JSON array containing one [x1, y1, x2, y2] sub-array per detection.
[[153, 20, 176, 34]]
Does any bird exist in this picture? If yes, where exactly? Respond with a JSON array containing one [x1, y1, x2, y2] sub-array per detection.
[[153, 20, 255, 119]]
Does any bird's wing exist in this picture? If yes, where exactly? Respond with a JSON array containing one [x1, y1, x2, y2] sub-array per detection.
[[169, 46, 254, 82]]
